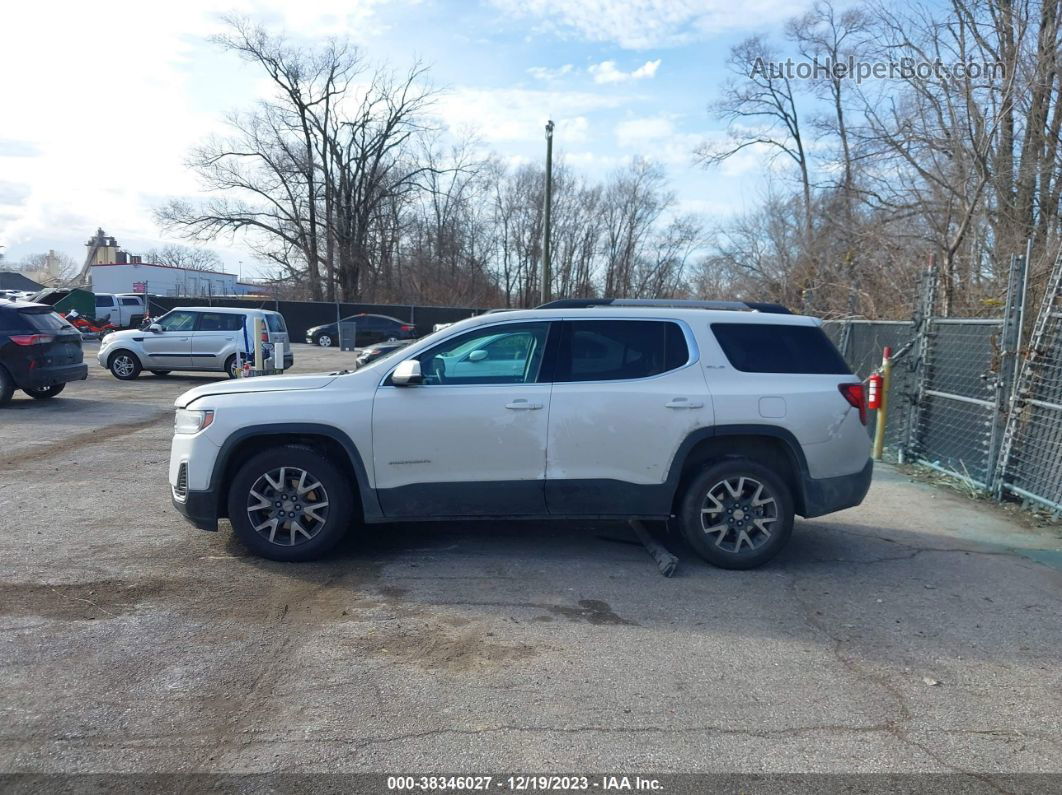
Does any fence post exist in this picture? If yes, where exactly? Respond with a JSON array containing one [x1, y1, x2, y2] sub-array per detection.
[[903, 259, 938, 463], [986, 252, 1026, 494]]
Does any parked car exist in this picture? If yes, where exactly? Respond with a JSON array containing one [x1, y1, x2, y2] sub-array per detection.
[[355, 339, 413, 368], [93, 293, 147, 328], [0, 301, 87, 405], [98, 306, 292, 380], [306, 314, 415, 348], [169, 298, 872, 567]]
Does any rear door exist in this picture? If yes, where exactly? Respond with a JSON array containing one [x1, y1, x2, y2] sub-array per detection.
[[192, 311, 245, 369], [141, 310, 196, 368], [544, 319, 713, 516]]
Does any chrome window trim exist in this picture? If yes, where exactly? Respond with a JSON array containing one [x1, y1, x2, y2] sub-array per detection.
[[378, 315, 700, 388]]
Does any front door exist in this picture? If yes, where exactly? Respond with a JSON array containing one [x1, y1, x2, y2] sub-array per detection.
[[371, 321, 555, 518], [141, 310, 196, 368]]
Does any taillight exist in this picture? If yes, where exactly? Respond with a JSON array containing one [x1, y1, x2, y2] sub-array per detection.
[[839, 382, 867, 425], [400, 325, 413, 332], [10, 334, 55, 346]]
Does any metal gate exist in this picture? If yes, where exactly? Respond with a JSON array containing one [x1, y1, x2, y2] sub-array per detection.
[[996, 249, 1062, 511], [911, 318, 1004, 487]]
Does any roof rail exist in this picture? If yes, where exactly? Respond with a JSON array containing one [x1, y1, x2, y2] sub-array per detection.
[[535, 298, 792, 314]]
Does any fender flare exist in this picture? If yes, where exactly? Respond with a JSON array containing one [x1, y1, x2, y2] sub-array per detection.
[[663, 424, 811, 510], [208, 422, 383, 521]]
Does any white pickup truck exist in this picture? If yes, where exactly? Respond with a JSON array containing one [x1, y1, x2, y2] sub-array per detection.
[[94, 293, 147, 328]]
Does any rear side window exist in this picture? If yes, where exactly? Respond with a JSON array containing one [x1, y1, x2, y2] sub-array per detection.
[[120, 297, 142, 306], [556, 320, 690, 382], [198, 312, 245, 332], [711, 323, 850, 374], [265, 314, 286, 332]]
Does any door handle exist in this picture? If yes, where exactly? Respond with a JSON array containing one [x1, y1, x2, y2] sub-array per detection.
[[506, 399, 543, 410], [665, 398, 704, 409]]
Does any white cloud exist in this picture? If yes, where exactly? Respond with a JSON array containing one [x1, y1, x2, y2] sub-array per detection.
[[0, 0, 394, 271], [434, 88, 624, 143], [614, 115, 704, 166], [527, 64, 574, 81], [589, 59, 661, 84], [489, 0, 800, 49]]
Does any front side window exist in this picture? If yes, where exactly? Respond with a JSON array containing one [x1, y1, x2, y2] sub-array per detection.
[[156, 311, 197, 332], [409, 322, 550, 385], [556, 320, 690, 382], [95, 295, 114, 308]]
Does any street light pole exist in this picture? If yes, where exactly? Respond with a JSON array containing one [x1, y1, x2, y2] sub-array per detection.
[[541, 119, 554, 305]]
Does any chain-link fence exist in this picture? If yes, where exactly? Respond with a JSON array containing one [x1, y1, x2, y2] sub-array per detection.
[[823, 247, 1062, 517], [823, 320, 916, 460], [914, 319, 1004, 487], [996, 252, 1062, 512]]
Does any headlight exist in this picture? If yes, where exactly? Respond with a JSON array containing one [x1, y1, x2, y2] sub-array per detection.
[[174, 409, 214, 435]]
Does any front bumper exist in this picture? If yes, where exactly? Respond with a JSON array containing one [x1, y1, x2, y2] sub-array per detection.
[[172, 488, 220, 531], [19, 362, 88, 390], [800, 459, 873, 518]]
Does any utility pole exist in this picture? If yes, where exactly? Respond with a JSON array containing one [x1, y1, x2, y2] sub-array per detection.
[[541, 119, 554, 305]]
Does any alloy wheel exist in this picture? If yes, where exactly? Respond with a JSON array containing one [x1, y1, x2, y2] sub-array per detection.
[[318, 334, 332, 347], [112, 355, 135, 378], [700, 476, 778, 554], [246, 466, 330, 547]]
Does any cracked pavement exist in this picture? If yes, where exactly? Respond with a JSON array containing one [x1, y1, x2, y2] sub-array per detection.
[[1, 343, 1061, 775]]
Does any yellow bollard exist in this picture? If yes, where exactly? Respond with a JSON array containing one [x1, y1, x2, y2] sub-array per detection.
[[872, 346, 892, 461]]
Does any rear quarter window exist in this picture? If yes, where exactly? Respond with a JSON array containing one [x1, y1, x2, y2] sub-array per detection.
[[21, 310, 74, 332], [711, 322, 850, 374]]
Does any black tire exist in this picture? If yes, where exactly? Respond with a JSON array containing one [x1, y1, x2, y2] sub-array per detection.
[[677, 458, 794, 570], [108, 350, 142, 380], [226, 445, 353, 562], [316, 333, 333, 348], [0, 365, 14, 406], [24, 383, 65, 400], [150, 370, 171, 376], [224, 355, 239, 379]]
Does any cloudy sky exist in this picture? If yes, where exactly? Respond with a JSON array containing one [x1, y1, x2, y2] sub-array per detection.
[[0, 0, 807, 278]]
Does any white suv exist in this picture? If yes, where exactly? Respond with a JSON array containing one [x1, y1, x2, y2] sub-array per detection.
[[168, 300, 872, 568], [99, 306, 292, 380]]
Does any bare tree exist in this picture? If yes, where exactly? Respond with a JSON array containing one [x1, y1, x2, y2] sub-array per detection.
[[697, 36, 814, 245], [143, 244, 224, 271]]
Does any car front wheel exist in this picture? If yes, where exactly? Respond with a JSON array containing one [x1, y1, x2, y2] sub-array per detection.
[[316, 334, 333, 347], [108, 351, 142, 380], [677, 458, 794, 569], [227, 446, 353, 561]]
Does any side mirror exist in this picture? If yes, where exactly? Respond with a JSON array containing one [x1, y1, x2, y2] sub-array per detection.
[[391, 359, 422, 386], [468, 349, 488, 362], [148, 323, 163, 333]]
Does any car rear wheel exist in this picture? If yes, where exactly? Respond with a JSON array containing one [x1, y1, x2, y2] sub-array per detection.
[[108, 351, 141, 380], [677, 458, 794, 570], [0, 366, 14, 405], [225, 355, 239, 379], [316, 334, 333, 348], [24, 384, 65, 399], [227, 446, 353, 561]]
